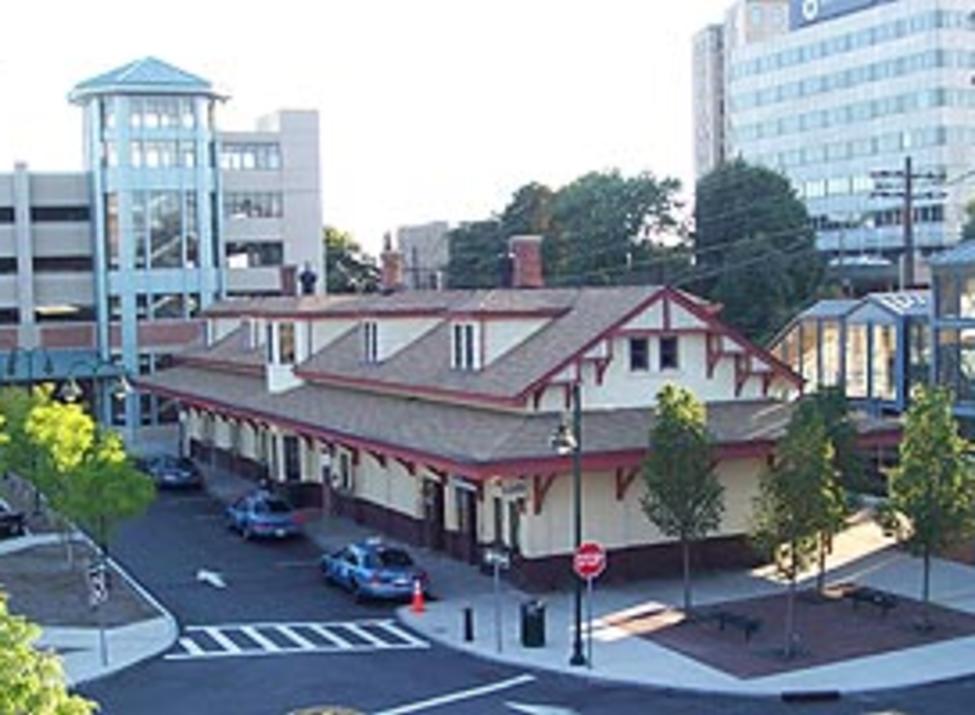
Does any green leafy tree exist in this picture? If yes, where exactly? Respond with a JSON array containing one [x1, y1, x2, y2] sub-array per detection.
[[0, 386, 51, 493], [26, 400, 155, 556], [804, 389, 861, 592], [323, 226, 379, 294], [0, 594, 96, 714], [57, 431, 156, 553], [446, 219, 505, 289], [752, 404, 835, 658], [694, 159, 823, 341], [641, 385, 724, 613], [885, 386, 975, 625], [548, 170, 683, 286], [445, 172, 685, 289]]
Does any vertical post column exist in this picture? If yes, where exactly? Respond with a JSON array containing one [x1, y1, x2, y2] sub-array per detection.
[[13, 163, 36, 350]]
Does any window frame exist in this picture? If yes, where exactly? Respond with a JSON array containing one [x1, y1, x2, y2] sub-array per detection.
[[629, 337, 649, 371], [659, 336, 680, 371]]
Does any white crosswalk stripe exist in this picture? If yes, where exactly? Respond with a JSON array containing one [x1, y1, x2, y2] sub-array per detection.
[[164, 619, 429, 661]]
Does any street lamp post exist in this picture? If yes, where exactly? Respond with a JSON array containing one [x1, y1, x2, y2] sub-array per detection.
[[551, 381, 586, 667], [61, 358, 131, 426]]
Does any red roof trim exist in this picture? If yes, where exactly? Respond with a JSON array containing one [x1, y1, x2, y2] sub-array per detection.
[[513, 288, 668, 401], [664, 288, 803, 389]]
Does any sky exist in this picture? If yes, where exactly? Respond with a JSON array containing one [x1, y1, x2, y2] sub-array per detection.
[[0, 0, 731, 254]]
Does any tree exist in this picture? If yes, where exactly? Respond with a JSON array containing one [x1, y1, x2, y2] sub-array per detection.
[[548, 170, 683, 286], [885, 386, 975, 626], [446, 219, 505, 289], [0, 386, 50, 496], [445, 171, 686, 289], [0, 594, 95, 714], [752, 404, 835, 658], [803, 389, 861, 593], [694, 159, 824, 342], [26, 398, 155, 557], [57, 430, 156, 553], [641, 385, 724, 613], [323, 226, 379, 293]]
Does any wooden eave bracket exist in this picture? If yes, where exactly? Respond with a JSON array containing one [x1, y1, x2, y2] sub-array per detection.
[[533, 473, 558, 515], [615, 467, 640, 501]]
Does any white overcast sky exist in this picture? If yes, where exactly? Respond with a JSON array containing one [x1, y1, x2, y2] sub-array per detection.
[[0, 0, 731, 253]]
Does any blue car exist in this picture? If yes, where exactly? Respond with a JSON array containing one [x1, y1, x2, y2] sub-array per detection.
[[226, 490, 301, 540], [321, 541, 429, 602]]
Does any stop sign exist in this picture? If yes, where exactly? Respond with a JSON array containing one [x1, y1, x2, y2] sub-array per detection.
[[573, 541, 607, 580]]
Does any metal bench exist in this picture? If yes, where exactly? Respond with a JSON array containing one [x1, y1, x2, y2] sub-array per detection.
[[714, 610, 762, 642], [849, 586, 898, 616]]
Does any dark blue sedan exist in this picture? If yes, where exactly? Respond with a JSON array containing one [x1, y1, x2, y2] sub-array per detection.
[[321, 541, 429, 602], [139, 455, 203, 490], [226, 490, 301, 540]]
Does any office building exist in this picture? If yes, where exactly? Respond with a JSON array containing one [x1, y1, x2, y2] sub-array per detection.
[[692, 0, 789, 177], [694, 0, 975, 262], [397, 221, 450, 290], [0, 57, 322, 435]]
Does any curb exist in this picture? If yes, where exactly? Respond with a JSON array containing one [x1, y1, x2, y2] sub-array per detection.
[[61, 529, 180, 685], [393, 604, 971, 699]]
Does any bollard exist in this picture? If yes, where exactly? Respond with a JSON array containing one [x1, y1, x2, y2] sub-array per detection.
[[463, 606, 475, 642]]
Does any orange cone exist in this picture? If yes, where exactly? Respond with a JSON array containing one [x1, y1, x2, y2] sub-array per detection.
[[410, 579, 425, 614]]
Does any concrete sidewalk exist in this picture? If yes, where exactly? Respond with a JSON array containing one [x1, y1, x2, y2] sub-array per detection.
[[0, 531, 178, 686], [399, 520, 975, 696]]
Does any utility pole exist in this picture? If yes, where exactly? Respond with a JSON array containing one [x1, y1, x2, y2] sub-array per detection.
[[871, 156, 946, 290]]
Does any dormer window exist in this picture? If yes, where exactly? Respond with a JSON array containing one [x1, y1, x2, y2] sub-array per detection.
[[452, 322, 478, 370], [363, 321, 379, 363]]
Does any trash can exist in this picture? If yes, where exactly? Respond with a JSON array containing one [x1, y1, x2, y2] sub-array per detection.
[[521, 599, 546, 648]]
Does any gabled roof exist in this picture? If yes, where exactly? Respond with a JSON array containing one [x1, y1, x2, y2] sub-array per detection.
[[866, 290, 929, 318], [138, 365, 898, 479], [929, 241, 975, 268], [799, 299, 859, 320], [188, 285, 800, 407], [768, 290, 931, 353], [69, 57, 220, 102], [292, 286, 665, 403]]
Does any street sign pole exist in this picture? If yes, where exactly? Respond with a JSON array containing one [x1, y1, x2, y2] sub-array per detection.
[[494, 559, 502, 654], [88, 557, 110, 667], [98, 597, 108, 667], [484, 546, 510, 655], [586, 576, 594, 670], [573, 540, 606, 670]]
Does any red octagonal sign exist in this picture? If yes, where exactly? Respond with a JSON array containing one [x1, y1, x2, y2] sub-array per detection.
[[573, 541, 607, 580]]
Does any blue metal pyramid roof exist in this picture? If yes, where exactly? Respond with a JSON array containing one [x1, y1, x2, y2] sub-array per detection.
[[69, 57, 218, 102]]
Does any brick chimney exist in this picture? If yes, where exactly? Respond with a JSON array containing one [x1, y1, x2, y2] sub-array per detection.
[[380, 231, 404, 292], [509, 235, 544, 289]]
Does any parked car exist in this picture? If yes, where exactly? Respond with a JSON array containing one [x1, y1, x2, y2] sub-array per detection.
[[0, 498, 25, 539], [321, 540, 429, 602], [226, 490, 300, 540], [139, 455, 203, 490]]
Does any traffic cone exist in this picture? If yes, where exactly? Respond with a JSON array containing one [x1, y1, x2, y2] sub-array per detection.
[[410, 579, 425, 614]]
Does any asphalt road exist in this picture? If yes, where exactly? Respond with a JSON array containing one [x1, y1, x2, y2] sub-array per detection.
[[78, 491, 975, 714]]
